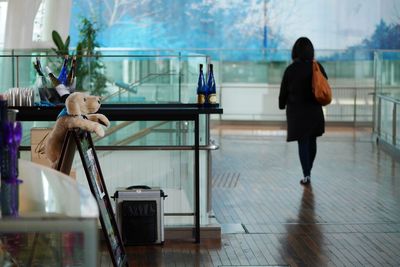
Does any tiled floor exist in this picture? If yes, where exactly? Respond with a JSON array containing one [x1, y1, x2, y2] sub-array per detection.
[[112, 124, 400, 266]]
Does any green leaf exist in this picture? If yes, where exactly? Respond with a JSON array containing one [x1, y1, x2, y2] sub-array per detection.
[[65, 36, 70, 50], [52, 30, 64, 51], [52, 30, 70, 55]]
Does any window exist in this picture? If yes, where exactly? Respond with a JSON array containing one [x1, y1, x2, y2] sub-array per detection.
[[32, 0, 45, 42], [0, 2, 8, 48]]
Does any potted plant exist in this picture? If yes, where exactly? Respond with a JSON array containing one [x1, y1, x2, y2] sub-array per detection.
[[51, 17, 107, 96]]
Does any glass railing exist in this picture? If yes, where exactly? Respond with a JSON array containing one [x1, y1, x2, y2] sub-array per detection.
[[373, 50, 400, 151], [3, 48, 398, 226], [23, 116, 212, 227], [374, 50, 400, 98], [0, 49, 208, 104], [1, 48, 379, 124], [0, 50, 214, 227], [212, 48, 375, 123], [375, 94, 400, 149]]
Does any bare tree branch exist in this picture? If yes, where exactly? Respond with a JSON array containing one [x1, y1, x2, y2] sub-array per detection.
[[86, 1, 97, 20], [393, 1, 400, 21], [185, 0, 303, 46], [96, 0, 153, 27]]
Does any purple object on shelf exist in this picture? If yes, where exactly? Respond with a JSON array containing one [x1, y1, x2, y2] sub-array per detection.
[[1, 120, 22, 217], [1, 180, 19, 216], [11, 122, 22, 180], [2, 121, 22, 182]]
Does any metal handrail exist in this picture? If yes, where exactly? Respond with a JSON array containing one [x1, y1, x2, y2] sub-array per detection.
[[376, 93, 400, 104], [103, 71, 180, 101], [94, 120, 220, 150], [92, 144, 219, 151], [21, 140, 219, 151]]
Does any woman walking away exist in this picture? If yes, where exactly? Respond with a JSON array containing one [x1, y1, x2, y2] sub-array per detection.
[[279, 37, 328, 185]]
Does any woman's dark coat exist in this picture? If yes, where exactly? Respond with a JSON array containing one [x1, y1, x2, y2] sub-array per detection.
[[279, 60, 327, 142]]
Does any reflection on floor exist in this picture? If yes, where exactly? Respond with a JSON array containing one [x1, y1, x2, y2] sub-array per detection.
[[100, 124, 400, 267]]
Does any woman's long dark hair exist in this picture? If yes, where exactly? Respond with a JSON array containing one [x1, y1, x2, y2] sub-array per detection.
[[291, 37, 314, 61]]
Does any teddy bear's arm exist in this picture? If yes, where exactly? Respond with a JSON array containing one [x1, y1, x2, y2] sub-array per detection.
[[86, 114, 110, 127], [67, 118, 105, 137]]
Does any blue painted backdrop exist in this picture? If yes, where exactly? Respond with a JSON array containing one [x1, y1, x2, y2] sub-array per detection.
[[69, 0, 400, 58]]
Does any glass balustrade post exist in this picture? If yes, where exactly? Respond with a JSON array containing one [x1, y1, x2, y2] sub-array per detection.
[[393, 103, 397, 146], [15, 55, 19, 88], [10, 49, 15, 87], [205, 114, 212, 213], [373, 51, 378, 133], [178, 52, 182, 103], [353, 87, 357, 125], [378, 97, 382, 137]]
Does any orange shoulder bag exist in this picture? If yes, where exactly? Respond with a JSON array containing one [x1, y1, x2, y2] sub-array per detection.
[[312, 61, 332, 106]]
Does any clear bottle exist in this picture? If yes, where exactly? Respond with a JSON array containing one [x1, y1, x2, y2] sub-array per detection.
[[46, 66, 61, 87], [197, 64, 207, 105], [207, 64, 217, 105], [67, 56, 76, 86], [33, 57, 49, 102], [46, 66, 70, 102], [33, 57, 45, 77]]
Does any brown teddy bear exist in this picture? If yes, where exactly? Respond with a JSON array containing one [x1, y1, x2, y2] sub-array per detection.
[[45, 92, 110, 168]]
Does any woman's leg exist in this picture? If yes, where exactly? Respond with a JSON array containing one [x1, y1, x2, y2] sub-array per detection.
[[309, 136, 317, 172], [297, 138, 311, 177]]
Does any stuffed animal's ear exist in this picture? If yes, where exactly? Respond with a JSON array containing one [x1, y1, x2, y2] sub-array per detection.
[[65, 93, 82, 116]]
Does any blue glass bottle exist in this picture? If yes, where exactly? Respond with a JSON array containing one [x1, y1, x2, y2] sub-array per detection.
[[197, 64, 207, 105], [58, 55, 69, 85], [206, 64, 217, 105]]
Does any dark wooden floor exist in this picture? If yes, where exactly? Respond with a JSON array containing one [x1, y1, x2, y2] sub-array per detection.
[[106, 124, 400, 267]]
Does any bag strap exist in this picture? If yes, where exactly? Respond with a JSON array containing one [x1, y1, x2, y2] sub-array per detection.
[[312, 60, 320, 72]]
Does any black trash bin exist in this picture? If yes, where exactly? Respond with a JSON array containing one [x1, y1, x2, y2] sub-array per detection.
[[113, 186, 166, 245]]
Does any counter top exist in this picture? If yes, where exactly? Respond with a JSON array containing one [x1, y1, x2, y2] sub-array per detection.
[[2, 159, 98, 219], [0, 160, 99, 266], [14, 103, 223, 121]]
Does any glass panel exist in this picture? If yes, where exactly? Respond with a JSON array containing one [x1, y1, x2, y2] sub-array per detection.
[[0, 232, 85, 266], [380, 100, 394, 144], [93, 121, 193, 147], [375, 51, 400, 98], [0, 53, 14, 90], [73, 150, 200, 226], [23, 112, 211, 226], [20, 121, 53, 146], [0, 50, 208, 105], [354, 50, 375, 123], [374, 51, 400, 149]]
